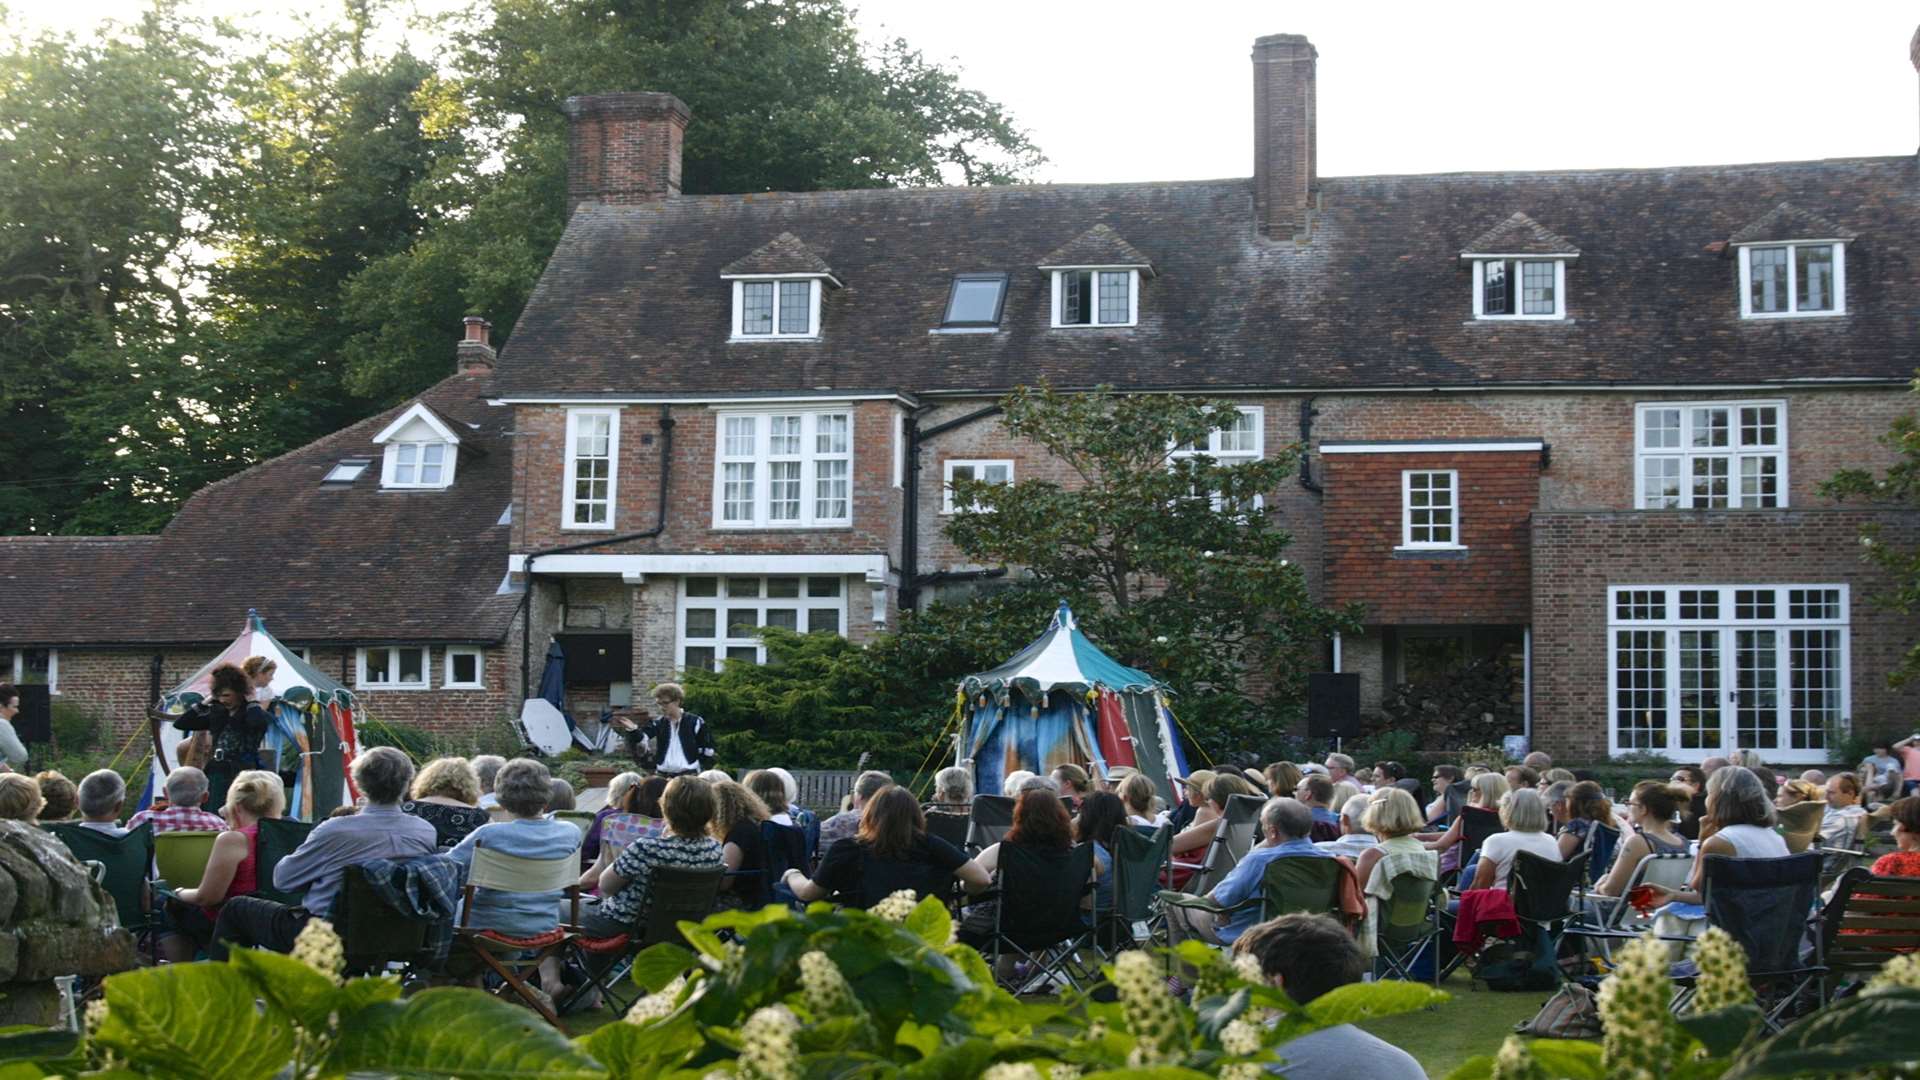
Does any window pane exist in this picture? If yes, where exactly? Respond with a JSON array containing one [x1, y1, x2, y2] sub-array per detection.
[[1616, 589, 1666, 621], [1734, 588, 1775, 621], [18, 649, 51, 685], [1060, 271, 1091, 324], [1217, 411, 1257, 453], [768, 415, 801, 456], [1482, 260, 1510, 315], [815, 458, 850, 520], [725, 646, 759, 665], [950, 463, 975, 484], [982, 463, 1011, 484], [808, 608, 839, 635], [399, 648, 425, 683], [722, 462, 756, 521], [365, 650, 391, 683], [1678, 589, 1720, 620], [1642, 457, 1681, 509], [807, 576, 841, 597], [723, 416, 757, 457], [685, 576, 718, 598], [1520, 261, 1556, 314], [1738, 456, 1778, 508], [1614, 629, 1668, 749], [1748, 247, 1787, 313], [395, 443, 418, 484], [727, 609, 759, 637], [741, 282, 774, 334], [1690, 457, 1729, 508], [1795, 245, 1834, 312], [451, 653, 479, 684], [1788, 588, 1842, 621], [765, 608, 798, 631], [1735, 630, 1779, 749], [1789, 629, 1840, 749], [1690, 408, 1729, 448], [765, 577, 801, 598], [945, 277, 1005, 325], [421, 443, 445, 466], [778, 281, 811, 333], [1738, 406, 1779, 448], [816, 414, 849, 455], [1678, 630, 1721, 750], [685, 609, 717, 638], [725, 577, 761, 598], [684, 646, 716, 672], [1097, 271, 1130, 323], [768, 460, 802, 521], [1641, 408, 1681, 449]]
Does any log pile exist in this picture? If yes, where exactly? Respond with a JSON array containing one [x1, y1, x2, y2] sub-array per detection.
[[1373, 649, 1524, 748]]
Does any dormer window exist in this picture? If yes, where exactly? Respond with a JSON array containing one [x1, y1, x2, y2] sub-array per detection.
[[370, 402, 460, 490], [1049, 268, 1138, 327], [1738, 242, 1844, 318], [732, 278, 820, 338], [1472, 259, 1565, 319]]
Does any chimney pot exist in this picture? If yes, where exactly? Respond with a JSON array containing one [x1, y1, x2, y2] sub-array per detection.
[[457, 316, 496, 376], [1252, 33, 1318, 241], [562, 91, 692, 215], [463, 315, 491, 346]]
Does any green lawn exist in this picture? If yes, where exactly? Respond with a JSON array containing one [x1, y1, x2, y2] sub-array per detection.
[[1357, 971, 1550, 1078]]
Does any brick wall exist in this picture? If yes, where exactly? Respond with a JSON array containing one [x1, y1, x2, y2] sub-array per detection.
[[1530, 508, 1920, 762]]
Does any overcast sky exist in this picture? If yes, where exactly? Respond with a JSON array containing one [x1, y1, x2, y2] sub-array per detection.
[[13, 0, 1919, 182]]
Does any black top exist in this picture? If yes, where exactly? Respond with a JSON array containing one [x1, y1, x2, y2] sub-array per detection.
[[726, 818, 769, 907], [401, 800, 488, 849], [812, 834, 968, 910], [173, 701, 271, 766], [625, 712, 716, 774]]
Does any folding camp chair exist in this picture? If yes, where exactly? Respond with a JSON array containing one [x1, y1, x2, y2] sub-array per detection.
[[152, 830, 220, 891], [1430, 780, 1471, 829], [983, 842, 1099, 994], [336, 866, 432, 977], [562, 864, 725, 1015], [453, 847, 582, 1027], [1687, 852, 1825, 1031], [553, 810, 597, 838], [1454, 806, 1504, 874], [1099, 824, 1171, 954], [762, 820, 808, 906], [48, 823, 156, 958], [1776, 802, 1824, 854], [1179, 794, 1263, 897], [1581, 851, 1692, 961], [1817, 868, 1920, 999], [966, 795, 1015, 851], [925, 810, 970, 853], [1506, 849, 1589, 988], [1581, 822, 1622, 886], [1257, 854, 1346, 921], [251, 818, 316, 905], [1373, 871, 1441, 986]]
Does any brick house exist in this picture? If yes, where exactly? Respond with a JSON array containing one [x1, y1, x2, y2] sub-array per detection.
[[7, 29, 1920, 764]]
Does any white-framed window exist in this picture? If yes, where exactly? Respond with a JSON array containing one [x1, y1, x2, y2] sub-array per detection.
[[356, 646, 429, 690], [323, 459, 370, 485], [1472, 258, 1566, 319], [1400, 470, 1461, 548], [6, 648, 56, 693], [1737, 242, 1845, 318], [1169, 406, 1264, 511], [563, 408, 619, 530], [712, 410, 852, 528], [1050, 268, 1138, 328], [444, 647, 484, 689], [1635, 401, 1787, 510], [287, 648, 312, 665], [1609, 584, 1848, 763], [730, 278, 821, 338], [677, 575, 847, 670], [942, 459, 1013, 514], [382, 441, 451, 488]]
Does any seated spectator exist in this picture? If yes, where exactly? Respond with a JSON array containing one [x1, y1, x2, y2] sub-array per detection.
[[1522, 750, 1553, 773], [1821, 773, 1868, 849], [1893, 735, 1920, 797], [35, 770, 77, 822], [0, 772, 44, 821], [446, 758, 582, 991], [697, 768, 732, 786], [1504, 765, 1540, 793], [128, 766, 227, 834], [76, 770, 128, 835], [1351, 787, 1432, 889], [1646, 766, 1788, 908], [1468, 788, 1560, 891], [1556, 781, 1614, 861], [578, 776, 670, 891], [1426, 764, 1464, 823], [1076, 790, 1127, 915], [1169, 772, 1258, 877], [710, 779, 771, 909], [1541, 767, 1576, 789], [1594, 781, 1691, 897], [959, 787, 1082, 948], [167, 770, 284, 960], [999, 770, 1035, 798], [584, 776, 724, 935], [1016, 773, 1058, 796], [547, 777, 576, 813], [212, 746, 437, 956], [1294, 774, 1341, 833], [1263, 762, 1304, 802], [817, 770, 894, 854], [1051, 763, 1093, 812], [1322, 753, 1355, 786], [1351, 767, 1375, 790], [1870, 797, 1920, 878], [1315, 794, 1378, 859], [1231, 913, 1424, 1078], [1668, 764, 1709, 840], [402, 757, 487, 849], [1801, 769, 1827, 785], [1425, 771, 1509, 862], [786, 786, 989, 908], [582, 771, 644, 865], [744, 769, 795, 827], [765, 767, 818, 852], [1862, 741, 1902, 803], [1370, 760, 1406, 790], [1165, 797, 1330, 949], [1117, 771, 1160, 828], [929, 766, 973, 813], [472, 754, 506, 810], [0, 683, 24, 770], [1169, 769, 1215, 833], [1777, 777, 1822, 810]]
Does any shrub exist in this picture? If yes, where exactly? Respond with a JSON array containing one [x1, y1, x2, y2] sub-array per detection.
[[46, 699, 103, 752]]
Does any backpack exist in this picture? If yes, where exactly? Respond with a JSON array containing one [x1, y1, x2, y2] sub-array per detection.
[[1518, 982, 1603, 1039], [1473, 925, 1561, 991]]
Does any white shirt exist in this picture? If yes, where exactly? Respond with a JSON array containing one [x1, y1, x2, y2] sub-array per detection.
[[659, 716, 692, 772], [1478, 830, 1562, 890], [1716, 823, 1790, 860]]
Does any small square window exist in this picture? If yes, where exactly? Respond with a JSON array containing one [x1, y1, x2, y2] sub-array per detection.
[[942, 274, 1008, 328], [685, 577, 718, 598], [1400, 470, 1460, 548], [807, 577, 841, 598], [943, 459, 1015, 513], [445, 648, 484, 689]]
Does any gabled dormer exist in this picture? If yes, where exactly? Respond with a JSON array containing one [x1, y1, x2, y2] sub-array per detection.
[[1728, 203, 1852, 319], [1039, 224, 1155, 328], [720, 232, 840, 340], [371, 402, 460, 489], [1460, 212, 1578, 320]]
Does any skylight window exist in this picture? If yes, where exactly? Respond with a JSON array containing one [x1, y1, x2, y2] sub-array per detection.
[[941, 273, 1009, 328], [323, 459, 371, 484]]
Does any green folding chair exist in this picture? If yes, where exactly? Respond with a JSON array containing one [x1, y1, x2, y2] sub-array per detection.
[[153, 830, 220, 891], [252, 817, 317, 905], [48, 823, 156, 959]]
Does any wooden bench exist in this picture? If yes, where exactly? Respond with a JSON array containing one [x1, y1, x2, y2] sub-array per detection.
[[788, 770, 861, 815]]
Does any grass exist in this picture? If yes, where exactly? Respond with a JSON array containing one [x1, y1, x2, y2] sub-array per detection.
[[1358, 971, 1550, 1078]]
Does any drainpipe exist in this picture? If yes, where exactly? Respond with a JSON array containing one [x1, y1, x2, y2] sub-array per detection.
[[517, 404, 676, 698], [1297, 396, 1323, 495], [900, 403, 1004, 612]]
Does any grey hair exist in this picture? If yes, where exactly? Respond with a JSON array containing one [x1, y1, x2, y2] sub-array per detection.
[[1261, 796, 1313, 841], [164, 766, 210, 808], [607, 771, 645, 808], [79, 769, 127, 818], [1707, 765, 1777, 829], [1500, 788, 1551, 834], [1018, 774, 1059, 796], [999, 770, 1034, 798], [351, 747, 416, 805], [1340, 793, 1371, 826], [471, 755, 506, 793], [495, 758, 555, 818], [934, 766, 974, 803]]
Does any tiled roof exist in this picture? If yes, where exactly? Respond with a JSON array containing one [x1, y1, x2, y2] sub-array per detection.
[[1460, 211, 1580, 256], [494, 154, 1919, 398], [1726, 201, 1855, 245], [0, 373, 518, 647], [717, 232, 835, 278], [1039, 224, 1156, 271]]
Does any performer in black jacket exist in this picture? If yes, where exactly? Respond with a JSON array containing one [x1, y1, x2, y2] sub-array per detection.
[[173, 663, 271, 809], [614, 681, 715, 777]]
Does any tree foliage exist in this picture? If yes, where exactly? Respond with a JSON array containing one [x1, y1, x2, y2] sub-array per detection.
[[1822, 393, 1920, 686]]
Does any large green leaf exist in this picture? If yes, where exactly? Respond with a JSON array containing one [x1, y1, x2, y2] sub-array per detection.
[[1723, 988, 1920, 1079], [1524, 1039, 1604, 1079], [328, 988, 603, 1079], [90, 963, 294, 1080], [224, 948, 346, 1030], [905, 896, 953, 948], [580, 1014, 705, 1080], [0, 1028, 78, 1064], [1442, 1055, 1496, 1080], [628, 942, 697, 992], [894, 1019, 942, 1060], [1302, 980, 1449, 1026], [1677, 1003, 1764, 1059]]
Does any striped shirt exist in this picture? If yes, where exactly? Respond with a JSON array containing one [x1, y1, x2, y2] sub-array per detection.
[[600, 832, 723, 927]]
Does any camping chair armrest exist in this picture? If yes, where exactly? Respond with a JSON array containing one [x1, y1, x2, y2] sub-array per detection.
[[1157, 890, 1224, 912], [1817, 846, 1867, 858], [1168, 859, 1204, 872]]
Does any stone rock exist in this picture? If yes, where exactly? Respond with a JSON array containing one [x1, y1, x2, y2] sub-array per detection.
[[0, 820, 137, 1005], [0, 981, 62, 1028], [16, 925, 136, 981]]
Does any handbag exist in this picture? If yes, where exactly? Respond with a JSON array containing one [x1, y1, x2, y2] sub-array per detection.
[[1518, 982, 1602, 1039]]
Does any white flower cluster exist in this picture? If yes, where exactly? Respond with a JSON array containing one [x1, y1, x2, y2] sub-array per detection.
[[1112, 951, 1183, 1067], [291, 917, 346, 985], [738, 1005, 800, 1080], [1596, 934, 1673, 1080], [1219, 1017, 1261, 1057], [980, 1064, 1042, 1080], [1046, 1065, 1081, 1080], [1687, 927, 1752, 1013], [83, 997, 110, 1036], [1867, 951, 1920, 995], [624, 975, 687, 1025], [1490, 1034, 1546, 1080], [1231, 952, 1265, 986], [800, 951, 858, 1019], [870, 889, 920, 923]]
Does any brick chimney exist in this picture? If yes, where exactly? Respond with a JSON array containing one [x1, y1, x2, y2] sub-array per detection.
[[1252, 34, 1317, 241], [561, 92, 691, 214], [457, 316, 495, 376]]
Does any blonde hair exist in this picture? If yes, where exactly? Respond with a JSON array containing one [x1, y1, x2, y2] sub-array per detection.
[[224, 770, 286, 820], [708, 779, 769, 842], [242, 656, 278, 681], [1182, 769, 1217, 803], [1500, 787, 1551, 834], [1363, 787, 1424, 838], [744, 769, 789, 815], [1118, 772, 1157, 817], [0, 774, 44, 821], [409, 757, 481, 804], [1329, 780, 1361, 813], [1469, 771, 1510, 808]]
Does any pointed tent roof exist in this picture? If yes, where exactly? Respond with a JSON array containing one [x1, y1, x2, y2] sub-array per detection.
[[1727, 201, 1854, 245], [718, 232, 838, 282], [160, 610, 356, 710], [960, 603, 1165, 698], [1038, 224, 1156, 275], [1460, 211, 1580, 257]]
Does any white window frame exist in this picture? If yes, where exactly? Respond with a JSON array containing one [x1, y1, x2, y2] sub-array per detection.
[[323, 459, 370, 484], [1736, 241, 1846, 319], [356, 646, 430, 691], [728, 276, 822, 339], [1167, 405, 1265, 512], [710, 409, 853, 529], [380, 440, 455, 489], [7, 648, 57, 694], [443, 647, 485, 689], [1634, 400, 1788, 510], [1607, 584, 1849, 764], [288, 648, 312, 665], [675, 574, 849, 670], [942, 459, 1014, 514], [562, 408, 620, 531], [1399, 469, 1463, 549], [1471, 257, 1567, 320], [1047, 267, 1139, 328]]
